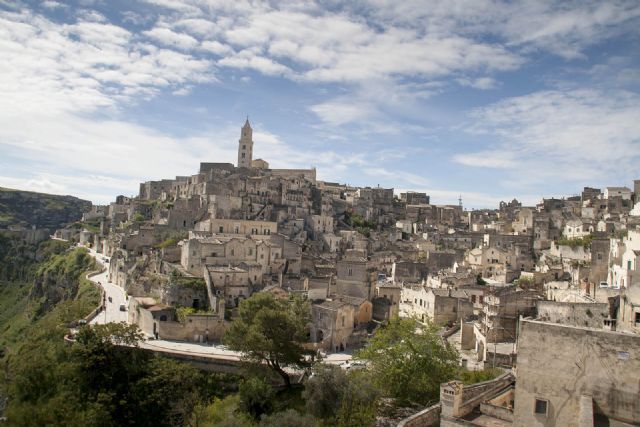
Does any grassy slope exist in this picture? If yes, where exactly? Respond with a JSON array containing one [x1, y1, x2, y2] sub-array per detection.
[[0, 282, 33, 349], [0, 244, 100, 350]]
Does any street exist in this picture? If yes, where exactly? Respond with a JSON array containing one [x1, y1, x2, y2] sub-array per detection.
[[83, 247, 352, 366], [86, 249, 128, 325]]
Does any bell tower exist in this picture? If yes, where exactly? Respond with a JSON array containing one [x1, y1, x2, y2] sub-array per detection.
[[237, 118, 253, 168]]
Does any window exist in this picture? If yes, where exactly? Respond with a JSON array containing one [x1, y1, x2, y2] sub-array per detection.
[[534, 399, 548, 416], [219, 226, 224, 233], [635, 312, 640, 326], [348, 268, 353, 276], [242, 153, 245, 158], [230, 249, 234, 256]]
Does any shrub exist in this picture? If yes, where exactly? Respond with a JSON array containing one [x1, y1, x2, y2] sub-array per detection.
[[238, 377, 275, 420]]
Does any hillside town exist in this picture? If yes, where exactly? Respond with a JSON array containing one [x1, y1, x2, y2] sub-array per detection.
[[53, 119, 640, 426]]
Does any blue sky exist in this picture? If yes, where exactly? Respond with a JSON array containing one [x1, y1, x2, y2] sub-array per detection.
[[1, 0, 639, 208]]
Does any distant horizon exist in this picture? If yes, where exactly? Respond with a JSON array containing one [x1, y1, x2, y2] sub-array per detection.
[[1, 1, 639, 209]]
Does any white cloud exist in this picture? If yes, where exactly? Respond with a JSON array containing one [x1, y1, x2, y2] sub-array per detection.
[[218, 50, 293, 76], [456, 76, 497, 90], [456, 89, 640, 188], [143, 26, 199, 50], [0, 110, 238, 203], [363, 0, 640, 60], [453, 151, 517, 169], [310, 100, 375, 127], [41, 1, 67, 10], [0, 9, 215, 116]]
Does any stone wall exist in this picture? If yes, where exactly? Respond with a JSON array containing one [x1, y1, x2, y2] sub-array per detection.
[[160, 314, 227, 343], [397, 403, 441, 427], [460, 322, 475, 350], [536, 301, 609, 329], [513, 319, 640, 426], [441, 373, 515, 422]]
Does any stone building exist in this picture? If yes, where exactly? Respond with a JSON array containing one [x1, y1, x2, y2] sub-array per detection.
[[204, 218, 277, 236], [589, 236, 610, 285], [180, 233, 283, 276], [617, 282, 640, 334], [513, 319, 640, 426], [204, 264, 260, 308], [237, 118, 253, 168], [336, 253, 377, 300], [479, 288, 540, 343], [401, 286, 473, 325], [307, 214, 334, 239], [536, 301, 610, 329], [400, 191, 430, 205], [128, 297, 227, 343], [310, 300, 355, 352]]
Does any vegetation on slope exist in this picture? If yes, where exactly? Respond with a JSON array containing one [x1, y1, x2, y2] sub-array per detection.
[[0, 187, 91, 230], [0, 237, 238, 426]]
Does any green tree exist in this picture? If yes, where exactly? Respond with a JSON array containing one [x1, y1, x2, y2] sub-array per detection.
[[335, 373, 378, 427], [132, 357, 210, 427], [238, 377, 275, 420], [71, 323, 150, 424], [191, 395, 255, 427], [355, 317, 459, 405], [224, 293, 311, 388], [260, 409, 317, 427], [303, 364, 348, 419]]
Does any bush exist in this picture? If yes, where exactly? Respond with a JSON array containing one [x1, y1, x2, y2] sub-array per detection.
[[556, 234, 592, 248], [260, 409, 317, 427], [335, 373, 378, 427], [238, 377, 275, 420], [355, 317, 458, 405], [176, 306, 195, 323], [192, 395, 254, 427], [303, 364, 348, 419], [154, 238, 177, 249]]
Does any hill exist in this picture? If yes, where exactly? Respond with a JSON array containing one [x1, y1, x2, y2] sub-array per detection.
[[0, 187, 91, 231]]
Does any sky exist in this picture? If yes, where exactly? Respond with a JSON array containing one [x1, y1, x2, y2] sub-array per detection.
[[0, 0, 639, 208]]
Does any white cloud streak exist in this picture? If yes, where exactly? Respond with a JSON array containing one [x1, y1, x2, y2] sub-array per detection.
[[455, 89, 640, 189]]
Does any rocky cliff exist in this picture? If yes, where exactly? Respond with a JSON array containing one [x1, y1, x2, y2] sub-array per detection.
[[0, 187, 91, 230]]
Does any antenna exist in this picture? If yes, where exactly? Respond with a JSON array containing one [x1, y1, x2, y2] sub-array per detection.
[[458, 194, 463, 209]]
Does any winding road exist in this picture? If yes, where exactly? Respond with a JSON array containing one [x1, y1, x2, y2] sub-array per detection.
[[84, 247, 352, 366]]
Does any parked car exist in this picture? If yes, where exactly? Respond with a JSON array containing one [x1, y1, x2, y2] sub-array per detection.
[[599, 282, 609, 288]]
